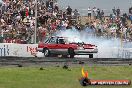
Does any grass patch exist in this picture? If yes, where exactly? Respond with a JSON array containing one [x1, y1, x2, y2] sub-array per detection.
[[0, 66, 131, 88]]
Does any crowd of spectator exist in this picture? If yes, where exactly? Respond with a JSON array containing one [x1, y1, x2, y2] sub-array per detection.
[[0, 0, 80, 43], [0, 0, 132, 43], [85, 6, 132, 41]]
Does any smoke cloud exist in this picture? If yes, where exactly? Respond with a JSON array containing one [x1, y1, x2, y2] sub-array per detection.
[[54, 27, 132, 58]]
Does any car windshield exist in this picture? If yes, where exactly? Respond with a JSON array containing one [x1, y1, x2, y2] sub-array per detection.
[[44, 37, 50, 43]]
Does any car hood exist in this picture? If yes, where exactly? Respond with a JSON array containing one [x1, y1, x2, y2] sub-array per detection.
[[69, 42, 97, 48]]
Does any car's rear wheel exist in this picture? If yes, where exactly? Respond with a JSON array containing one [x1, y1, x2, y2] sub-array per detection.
[[43, 48, 50, 57], [89, 54, 93, 58], [68, 48, 75, 58]]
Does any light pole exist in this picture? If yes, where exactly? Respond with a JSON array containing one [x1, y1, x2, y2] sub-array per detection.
[[34, 0, 37, 44]]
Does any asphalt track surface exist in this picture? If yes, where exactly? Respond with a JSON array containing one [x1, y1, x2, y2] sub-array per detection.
[[0, 57, 132, 67]]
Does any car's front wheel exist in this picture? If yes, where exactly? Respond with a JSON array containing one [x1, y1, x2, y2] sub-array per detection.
[[43, 48, 50, 57]]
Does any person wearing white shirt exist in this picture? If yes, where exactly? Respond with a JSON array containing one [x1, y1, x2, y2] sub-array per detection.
[[88, 7, 92, 18]]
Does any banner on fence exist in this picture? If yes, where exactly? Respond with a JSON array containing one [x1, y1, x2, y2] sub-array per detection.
[[0, 43, 38, 57], [97, 47, 132, 58], [0, 43, 132, 58]]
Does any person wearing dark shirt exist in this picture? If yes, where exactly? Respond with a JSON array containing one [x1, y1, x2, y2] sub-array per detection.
[[49, 0, 54, 9], [112, 7, 116, 15], [116, 7, 120, 16], [46, 0, 50, 8], [66, 6, 72, 15]]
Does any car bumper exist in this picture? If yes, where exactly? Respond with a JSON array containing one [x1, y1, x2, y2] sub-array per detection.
[[74, 49, 98, 55]]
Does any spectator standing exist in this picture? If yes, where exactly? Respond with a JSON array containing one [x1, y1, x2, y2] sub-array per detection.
[[93, 7, 97, 19], [112, 7, 116, 15], [116, 7, 121, 17], [96, 8, 100, 19], [130, 14, 132, 24], [100, 10, 104, 21], [129, 7, 132, 14], [66, 6, 72, 15], [88, 7, 92, 19]]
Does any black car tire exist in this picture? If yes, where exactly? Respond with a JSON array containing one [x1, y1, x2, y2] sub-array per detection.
[[43, 48, 50, 57], [68, 48, 75, 58], [89, 54, 93, 58]]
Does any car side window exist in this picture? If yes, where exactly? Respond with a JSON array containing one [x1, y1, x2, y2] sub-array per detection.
[[58, 39, 65, 44], [49, 38, 56, 44]]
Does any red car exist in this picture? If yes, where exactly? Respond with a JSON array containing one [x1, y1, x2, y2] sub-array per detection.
[[38, 36, 98, 58]]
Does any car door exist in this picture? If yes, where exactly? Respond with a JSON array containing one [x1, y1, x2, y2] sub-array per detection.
[[46, 37, 59, 54], [55, 38, 69, 54]]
